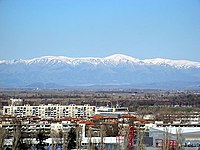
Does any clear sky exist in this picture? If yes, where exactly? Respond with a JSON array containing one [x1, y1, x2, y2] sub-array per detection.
[[0, 0, 200, 61]]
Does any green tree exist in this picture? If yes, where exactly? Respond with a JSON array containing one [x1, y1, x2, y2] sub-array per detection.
[[36, 129, 48, 150], [67, 127, 76, 150]]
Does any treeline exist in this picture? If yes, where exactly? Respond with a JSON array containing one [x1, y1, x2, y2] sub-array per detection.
[[0, 91, 199, 108]]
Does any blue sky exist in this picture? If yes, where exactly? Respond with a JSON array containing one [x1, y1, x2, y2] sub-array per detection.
[[0, 0, 200, 61]]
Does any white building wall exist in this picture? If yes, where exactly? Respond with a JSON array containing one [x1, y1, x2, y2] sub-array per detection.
[[3, 104, 96, 119]]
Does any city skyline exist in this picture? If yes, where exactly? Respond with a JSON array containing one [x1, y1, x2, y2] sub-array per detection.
[[0, 0, 200, 61]]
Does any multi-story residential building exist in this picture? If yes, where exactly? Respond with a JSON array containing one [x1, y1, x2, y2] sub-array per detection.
[[157, 112, 200, 126], [3, 104, 96, 119]]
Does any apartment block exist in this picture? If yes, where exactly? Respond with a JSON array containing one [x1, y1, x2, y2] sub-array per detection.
[[3, 104, 96, 119]]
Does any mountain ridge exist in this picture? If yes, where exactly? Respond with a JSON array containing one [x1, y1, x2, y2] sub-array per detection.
[[0, 54, 199, 89], [1, 54, 200, 69]]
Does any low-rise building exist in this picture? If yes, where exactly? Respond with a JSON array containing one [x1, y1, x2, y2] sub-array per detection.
[[149, 127, 200, 148]]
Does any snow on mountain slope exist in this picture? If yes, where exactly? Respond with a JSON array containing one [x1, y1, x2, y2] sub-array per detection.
[[0, 54, 199, 89], [0, 54, 200, 68], [143, 58, 200, 69], [103, 54, 142, 64]]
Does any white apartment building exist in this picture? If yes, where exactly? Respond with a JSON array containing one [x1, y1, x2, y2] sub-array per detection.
[[3, 104, 96, 119]]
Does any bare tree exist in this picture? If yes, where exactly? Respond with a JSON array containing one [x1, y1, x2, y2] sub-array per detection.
[[76, 126, 82, 150], [62, 129, 69, 150], [176, 128, 183, 150], [135, 128, 144, 150], [99, 125, 105, 150], [51, 129, 59, 150], [123, 126, 129, 150], [162, 128, 170, 150], [12, 118, 21, 150], [0, 127, 6, 149], [87, 127, 92, 150]]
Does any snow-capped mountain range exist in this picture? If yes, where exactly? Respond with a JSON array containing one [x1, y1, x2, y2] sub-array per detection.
[[0, 54, 200, 89]]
